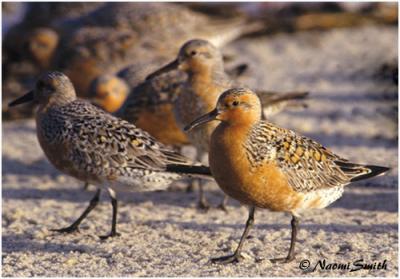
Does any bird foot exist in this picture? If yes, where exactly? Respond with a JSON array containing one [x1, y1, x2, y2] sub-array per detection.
[[186, 184, 195, 193], [211, 253, 244, 264], [51, 226, 80, 234], [99, 231, 120, 240], [82, 183, 90, 191], [216, 203, 229, 212], [197, 200, 211, 211], [270, 256, 295, 264]]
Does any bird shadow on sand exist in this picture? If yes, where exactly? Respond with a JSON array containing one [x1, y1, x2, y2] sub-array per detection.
[[2, 155, 60, 178], [2, 186, 199, 208], [142, 219, 397, 235], [330, 187, 398, 212], [2, 233, 96, 254]]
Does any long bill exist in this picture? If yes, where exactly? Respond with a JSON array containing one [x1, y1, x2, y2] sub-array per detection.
[[8, 91, 35, 107], [184, 109, 219, 132], [145, 59, 179, 81]]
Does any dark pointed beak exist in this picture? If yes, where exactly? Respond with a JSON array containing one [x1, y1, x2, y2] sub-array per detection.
[[146, 59, 179, 80], [184, 109, 219, 132], [8, 90, 35, 107]]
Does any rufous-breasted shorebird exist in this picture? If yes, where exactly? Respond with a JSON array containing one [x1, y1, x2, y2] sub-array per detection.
[[146, 39, 309, 210], [8, 71, 212, 239], [185, 87, 390, 264]]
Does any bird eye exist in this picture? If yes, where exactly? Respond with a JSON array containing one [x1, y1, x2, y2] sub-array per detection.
[[232, 101, 239, 107], [190, 50, 197, 56]]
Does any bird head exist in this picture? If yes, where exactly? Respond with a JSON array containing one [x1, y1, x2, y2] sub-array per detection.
[[185, 88, 262, 131], [25, 28, 59, 69], [9, 71, 76, 108], [89, 74, 129, 113], [146, 39, 223, 80]]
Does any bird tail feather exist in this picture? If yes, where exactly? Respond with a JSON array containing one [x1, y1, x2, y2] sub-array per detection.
[[166, 164, 213, 180], [335, 161, 390, 182], [258, 91, 309, 106]]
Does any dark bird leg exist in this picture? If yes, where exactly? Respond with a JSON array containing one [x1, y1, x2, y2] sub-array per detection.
[[217, 194, 229, 212], [51, 189, 101, 234], [186, 179, 210, 209], [270, 215, 299, 263], [186, 180, 195, 193], [211, 206, 255, 264], [198, 180, 210, 210], [82, 182, 90, 191], [100, 188, 120, 239]]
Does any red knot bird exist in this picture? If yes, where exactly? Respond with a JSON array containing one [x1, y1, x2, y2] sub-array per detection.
[[146, 39, 309, 210], [185, 87, 390, 264], [8, 71, 212, 239]]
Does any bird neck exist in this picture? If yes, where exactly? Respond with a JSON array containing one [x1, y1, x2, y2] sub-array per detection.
[[38, 94, 76, 113], [211, 120, 254, 168], [187, 60, 225, 82], [215, 117, 257, 145], [220, 108, 262, 129]]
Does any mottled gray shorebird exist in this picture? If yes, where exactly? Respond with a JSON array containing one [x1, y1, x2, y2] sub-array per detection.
[[9, 71, 211, 239]]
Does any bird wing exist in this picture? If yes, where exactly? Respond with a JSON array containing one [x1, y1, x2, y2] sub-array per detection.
[[255, 90, 309, 117], [59, 101, 192, 178], [247, 122, 355, 193], [117, 70, 186, 123]]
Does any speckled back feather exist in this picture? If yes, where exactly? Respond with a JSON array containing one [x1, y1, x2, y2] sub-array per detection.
[[245, 121, 383, 193], [39, 100, 193, 177], [116, 70, 187, 123]]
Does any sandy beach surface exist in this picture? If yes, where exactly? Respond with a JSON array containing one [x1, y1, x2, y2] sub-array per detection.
[[2, 25, 398, 276]]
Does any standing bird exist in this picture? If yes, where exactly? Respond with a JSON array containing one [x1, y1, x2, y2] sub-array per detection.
[[185, 87, 389, 264], [146, 39, 309, 210], [8, 71, 211, 239]]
